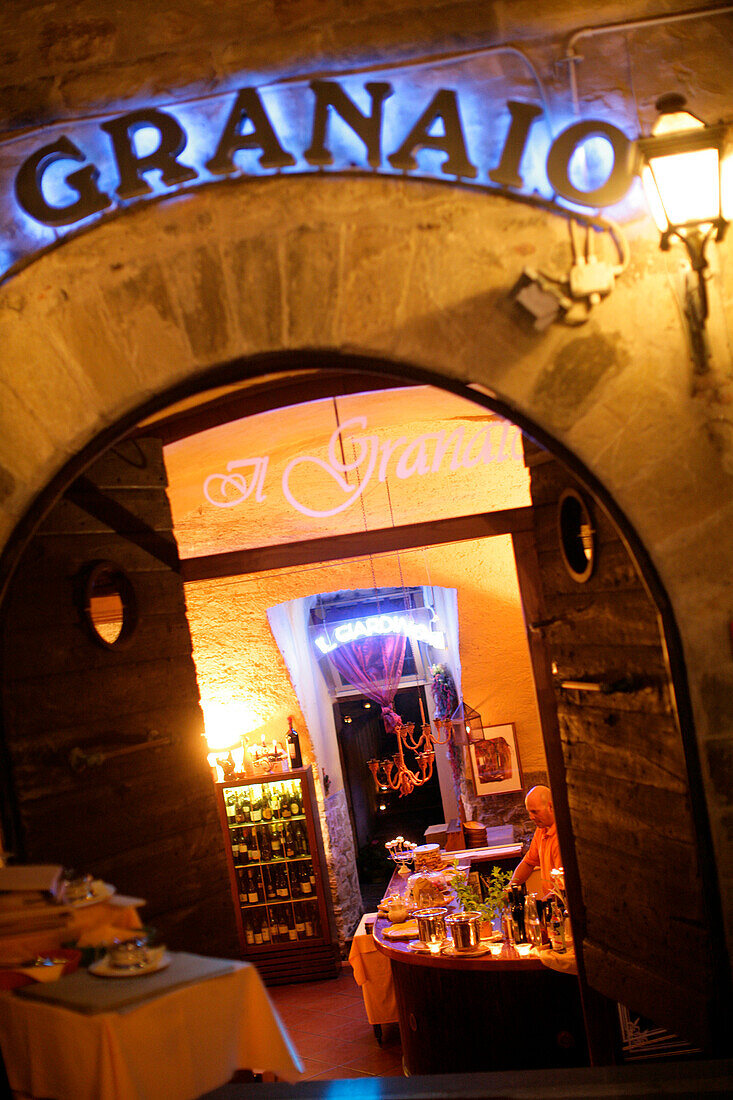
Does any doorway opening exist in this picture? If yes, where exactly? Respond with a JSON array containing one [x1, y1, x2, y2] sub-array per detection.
[[311, 585, 447, 908]]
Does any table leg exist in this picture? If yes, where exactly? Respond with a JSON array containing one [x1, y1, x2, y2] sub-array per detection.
[[372, 1024, 383, 1044]]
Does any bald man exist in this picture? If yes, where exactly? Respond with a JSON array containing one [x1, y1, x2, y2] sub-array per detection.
[[509, 785, 563, 898]]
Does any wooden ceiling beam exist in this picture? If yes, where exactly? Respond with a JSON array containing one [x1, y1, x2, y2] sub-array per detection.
[[180, 507, 534, 582]]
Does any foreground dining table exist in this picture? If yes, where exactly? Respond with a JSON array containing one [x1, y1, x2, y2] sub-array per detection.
[[0, 951, 303, 1100]]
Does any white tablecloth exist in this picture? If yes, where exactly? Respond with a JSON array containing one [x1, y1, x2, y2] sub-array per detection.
[[0, 955, 303, 1100]]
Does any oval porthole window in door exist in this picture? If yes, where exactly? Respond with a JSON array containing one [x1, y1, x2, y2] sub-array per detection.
[[81, 561, 138, 648], [558, 488, 596, 583]]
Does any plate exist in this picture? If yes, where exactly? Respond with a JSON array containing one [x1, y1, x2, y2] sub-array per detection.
[[440, 942, 490, 958], [89, 950, 170, 978], [382, 921, 419, 940], [67, 881, 116, 909]]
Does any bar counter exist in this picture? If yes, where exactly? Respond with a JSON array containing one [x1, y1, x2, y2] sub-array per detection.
[[372, 865, 588, 1075]]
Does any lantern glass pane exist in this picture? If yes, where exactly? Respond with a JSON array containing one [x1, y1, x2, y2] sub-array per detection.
[[646, 148, 720, 228], [722, 152, 733, 221], [641, 164, 669, 232]]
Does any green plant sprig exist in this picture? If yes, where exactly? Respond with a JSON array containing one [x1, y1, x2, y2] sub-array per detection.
[[448, 860, 511, 922]]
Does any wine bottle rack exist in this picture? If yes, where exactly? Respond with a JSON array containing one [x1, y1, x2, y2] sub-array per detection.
[[216, 767, 340, 983]]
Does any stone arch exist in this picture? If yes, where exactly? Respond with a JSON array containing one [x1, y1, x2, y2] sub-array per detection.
[[0, 172, 731, 988]]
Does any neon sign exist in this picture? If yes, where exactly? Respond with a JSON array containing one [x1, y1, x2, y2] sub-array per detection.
[[1, 70, 639, 281], [315, 610, 446, 654], [203, 415, 523, 517]]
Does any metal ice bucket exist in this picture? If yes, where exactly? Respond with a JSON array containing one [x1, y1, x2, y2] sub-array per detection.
[[446, 911, 482, 953], [414, 907, 448, 950]]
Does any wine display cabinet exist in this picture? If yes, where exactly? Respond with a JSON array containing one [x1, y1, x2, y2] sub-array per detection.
[[216, 767, 340, 984]]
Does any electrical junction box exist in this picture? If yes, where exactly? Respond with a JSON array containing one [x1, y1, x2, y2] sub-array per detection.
[[569, 259, 615, 300]]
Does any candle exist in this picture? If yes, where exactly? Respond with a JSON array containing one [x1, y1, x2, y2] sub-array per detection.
[[419, 696, 426, 723]]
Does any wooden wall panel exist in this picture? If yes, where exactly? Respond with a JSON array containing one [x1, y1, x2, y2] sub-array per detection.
[[0, 438, 239, 958], [523, 440, 719, 1051]]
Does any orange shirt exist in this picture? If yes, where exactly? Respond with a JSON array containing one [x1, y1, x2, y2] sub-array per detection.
[[522, 823, 562, 896]]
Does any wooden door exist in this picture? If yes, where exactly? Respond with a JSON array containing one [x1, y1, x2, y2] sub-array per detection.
[[516, 440, 729, 1055], [0, 439, 239, 956]]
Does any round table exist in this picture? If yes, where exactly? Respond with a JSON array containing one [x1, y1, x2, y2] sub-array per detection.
[[373, 914, 588, 1075]]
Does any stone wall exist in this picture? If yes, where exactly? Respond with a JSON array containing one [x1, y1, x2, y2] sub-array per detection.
[[458, 761, 548, 849], [321, 788, 363, 947]]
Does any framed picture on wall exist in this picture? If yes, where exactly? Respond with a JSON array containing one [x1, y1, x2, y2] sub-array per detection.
[[468, 723, 522, 795]]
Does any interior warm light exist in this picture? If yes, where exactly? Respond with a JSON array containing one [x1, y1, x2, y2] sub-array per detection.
[[201, 701, 254, 752]]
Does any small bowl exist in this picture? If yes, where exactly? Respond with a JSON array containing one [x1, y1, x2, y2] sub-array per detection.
[[108, 936, 149, 969]]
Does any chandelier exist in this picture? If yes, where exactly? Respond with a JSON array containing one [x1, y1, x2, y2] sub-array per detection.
[[367, 713, 451, 797]]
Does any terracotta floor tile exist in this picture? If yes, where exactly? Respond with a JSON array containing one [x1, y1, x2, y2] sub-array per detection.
[[334, 1033, 381, 1057], [296, 1057, 337, 1080], [268, 967, 403, 1081], [340, 1048, 404, 1076]]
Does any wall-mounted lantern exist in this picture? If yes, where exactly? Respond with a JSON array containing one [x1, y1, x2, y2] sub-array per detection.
[[449, 700, 485, 746], [636, 94, 730, 328]]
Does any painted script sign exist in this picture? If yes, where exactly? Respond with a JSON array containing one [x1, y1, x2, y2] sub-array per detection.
[[0, 60, 639, 281], [203, 415, 523, 519]]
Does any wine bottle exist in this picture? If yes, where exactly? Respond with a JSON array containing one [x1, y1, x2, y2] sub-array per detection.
[[287, 717, 303, 770], [262, 827, 270, 863], [234, 794, 244, 824], [289, 782, 301, 817], [225, 792, 237, 823], [549, 899, 566, 953], [304, 904, 314, 938], [511, 885, 526, 943], [295, 905, 305, 937], [284, 824, 295, 859], [261, 787, 272, 822], [270, 824, 282, 859], [241, 829, 251, 863], [277, 909, 289, 939], [247, 870, 259, 905], [296, 822, 309, 856], [286, 908, 297, 941], [241, 788, 251, 821], [276, 868, 289, 899], [300, 863, 313, 895], [261, 913, 271, 944], [250, 790, 262, 823], [254, 914, 264, 945], [265, 867, 276, 901], [244, 917, 254, 946], [238, 871, 248, 906], [247, 828, 258, 864]]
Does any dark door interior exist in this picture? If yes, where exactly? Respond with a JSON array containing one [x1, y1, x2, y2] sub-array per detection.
[[336, 685, 443, 889]]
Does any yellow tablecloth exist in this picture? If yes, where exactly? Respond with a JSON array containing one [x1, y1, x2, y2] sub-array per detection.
[[348, 913, 398, 1025], [0, 955, 303, 1100]]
